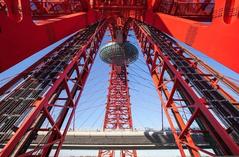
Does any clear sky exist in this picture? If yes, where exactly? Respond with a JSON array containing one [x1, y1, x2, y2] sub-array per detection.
[[0, 28, 238, 157]]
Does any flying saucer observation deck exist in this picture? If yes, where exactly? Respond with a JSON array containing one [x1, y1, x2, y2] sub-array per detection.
[[99, 42, 138, 65]]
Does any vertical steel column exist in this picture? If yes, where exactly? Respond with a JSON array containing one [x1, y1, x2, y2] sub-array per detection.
[[98, 65, 137, 157], [133, 20, 239, 156]]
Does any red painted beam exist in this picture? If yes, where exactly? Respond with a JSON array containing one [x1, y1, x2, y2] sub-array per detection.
[[0, 20, 107, 157], [143, 0, 239, 73], [133, 20, 239, 155], [0, 0, 98, 72]]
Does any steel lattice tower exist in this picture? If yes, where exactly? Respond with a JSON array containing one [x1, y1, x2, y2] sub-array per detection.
[[98, 65, 137, 157], [103, 65, 133, 130]]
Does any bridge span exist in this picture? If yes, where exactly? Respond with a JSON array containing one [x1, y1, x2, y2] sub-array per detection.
[[32, 130, 210, 150]]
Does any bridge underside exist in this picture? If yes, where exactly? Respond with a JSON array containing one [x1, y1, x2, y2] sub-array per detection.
[[26, 131, 210, 150]]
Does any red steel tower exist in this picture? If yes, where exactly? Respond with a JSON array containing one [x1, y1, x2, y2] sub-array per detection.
[[98, 65, 137, 157], [98, 18, 138, 157], [102, 65, 133, 131]]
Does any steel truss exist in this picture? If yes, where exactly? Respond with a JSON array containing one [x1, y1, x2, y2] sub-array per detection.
[[103, 65, 133, 130], [0, 17, 238, 157], [98, 65, 137, 157], [0, 20, 107, 157], [133, 20, 239, 156], [98, 18, 137, 157]]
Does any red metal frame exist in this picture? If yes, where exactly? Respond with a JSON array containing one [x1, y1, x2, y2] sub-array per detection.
[[0, 0, 97, 72], [2, 0, 238, 73], [93, 0, 146, 19], [0, 19, 107, 157], [0, 0, 238, 156], [133, 19, 239, 156], [98, 65, 137, 157], [98, 18, 137, 157], [103, 65, 133, 130], [145, 0, 239, 73]]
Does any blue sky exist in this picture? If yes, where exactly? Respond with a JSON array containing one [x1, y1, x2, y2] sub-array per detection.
[[0, 29, 238, 157], [72, 30, 164, 130]]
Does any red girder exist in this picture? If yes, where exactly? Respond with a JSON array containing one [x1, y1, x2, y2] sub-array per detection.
[[98, 65, 137, 157], [145, 0, 239, 73], [0, 20, 107, 157], [133, 20, 239, 156], [0, 0, 97, 72], [93, 0, 147, 20], [1, 0, 238, 73]]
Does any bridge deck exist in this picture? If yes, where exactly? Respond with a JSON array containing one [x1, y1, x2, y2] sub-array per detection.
[[31, 131, 210, 150]]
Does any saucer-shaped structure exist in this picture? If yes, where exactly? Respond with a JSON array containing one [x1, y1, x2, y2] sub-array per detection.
[[99, 42, 138, 65]]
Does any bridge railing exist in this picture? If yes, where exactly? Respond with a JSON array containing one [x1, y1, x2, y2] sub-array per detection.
[[154, 1, 214, 22], [30, 1, 87, 19]]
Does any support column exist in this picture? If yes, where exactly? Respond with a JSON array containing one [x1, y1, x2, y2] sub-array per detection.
[[98, 65, 137, 157]]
